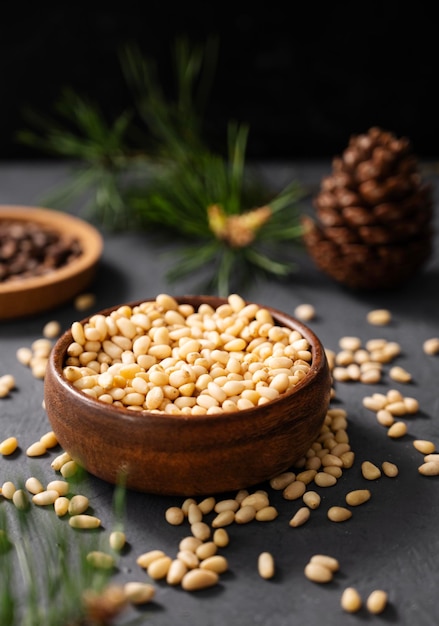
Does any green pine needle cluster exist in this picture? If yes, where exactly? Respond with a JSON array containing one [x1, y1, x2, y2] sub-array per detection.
[[18, 37, 305, 296]]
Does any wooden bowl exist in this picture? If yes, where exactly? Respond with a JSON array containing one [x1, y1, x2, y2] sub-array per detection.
[[44, 296, 332, 496], [0, 205, 103, 320]]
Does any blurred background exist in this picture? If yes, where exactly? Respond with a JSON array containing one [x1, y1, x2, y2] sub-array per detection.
[[1, 3, 437, 162]]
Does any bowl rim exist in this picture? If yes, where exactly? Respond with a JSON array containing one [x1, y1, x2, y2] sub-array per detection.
[[0, 205, 103, 295], [48, 295, 329, 426]]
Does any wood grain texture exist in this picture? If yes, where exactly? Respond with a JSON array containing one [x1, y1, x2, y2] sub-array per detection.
[[44, 296, 332, 495]]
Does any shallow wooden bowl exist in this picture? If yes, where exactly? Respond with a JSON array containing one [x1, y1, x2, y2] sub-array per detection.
[[0, 205, 103, 320], [44, 296, 332, 496]]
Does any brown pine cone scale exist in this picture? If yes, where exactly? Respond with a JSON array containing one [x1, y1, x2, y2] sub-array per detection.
[[303, 127, 434, 290]]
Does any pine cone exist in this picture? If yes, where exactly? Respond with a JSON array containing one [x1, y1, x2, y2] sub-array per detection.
[[303, 127, 434, 289]]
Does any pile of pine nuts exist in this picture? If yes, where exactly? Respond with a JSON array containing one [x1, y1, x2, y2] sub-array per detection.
[[61, 293, 313, 415]]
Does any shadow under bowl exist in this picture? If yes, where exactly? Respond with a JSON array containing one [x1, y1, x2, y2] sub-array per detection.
[[44, 296, 332, 496]]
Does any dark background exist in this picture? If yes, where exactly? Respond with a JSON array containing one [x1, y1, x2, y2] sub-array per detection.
[[1, 3, 437, 162]]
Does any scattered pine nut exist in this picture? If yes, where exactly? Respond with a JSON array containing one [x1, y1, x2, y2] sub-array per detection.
[[26, 441, 47, 457], [43, 320, 61, 339], [423, 337, 439, 355], [294, 304, 316, 321], [213, 528, 229, 547], [327, 506, 352, 522], [166, 559, 188, 585], [54, 496, 70, 517], [367, 309, 392, 326], [389, 365, 412, 383], [258, 552, 275, 579], [289, 506, 311, 527], [418, 461, 439, 476], [200, 555, 228, 574], [361, 461, 381, 480], [181, 568, 219, 591], [124, 582, 155, 604], [68, 494, 89, 516], [69, 514, 101, 529], [12, 489, 29, 511], [345, 489, 371, 506], [387, 421, 408, 439], [255, 506, 278, 522], [165, 506, 185, 525], [39, 431, 58, 449], [25, 477, 44, 494], [147, 555, 173, 580], [1, 481, 16, 499], [309, 555, 340, 572], [304, 562, 333, 583], [137, 550, 166, 569], [32, 490, 60, 506], [303, 491, 321, 509], [74, 292, 96, 311], [341, 587, 362, 613], [366, 589, 388, 614], [381, 461, 399, 477], [413, 440, 436, 455], [109, 531, 126, 552], [0, 436, 18, 456], [60, 460, 79, 478], [86, 551, 115, 569]]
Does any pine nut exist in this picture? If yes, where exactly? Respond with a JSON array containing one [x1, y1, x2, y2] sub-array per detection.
[[341, 587, 362, 612], [282, 480, 306, 500], [303, 491, 321, 509], [382, 461, 399, 477], [309, 555, 340, 572], [200, 555, 228, 574], [258, 552, 275, 579], [327, 506, 352, 522], [147, 555, 172, 579], [1, 481, 16, 499], [69, 514, 101, 529], [137, 550, 166, 569], [387, 421, 407, 438], [345, 489, 371, 506], [26, 441, 47, 457], [366, 589, 388, 614], [235, 505, 257, 524], [32, 489, 60, 506], [389, 365, 412, 383], [289, 506, 310, 527], [418, 461, 439, 476], [195, 542, 218, 560], [25, 477, 44, 494], [367, 309, 391, 325], [214, 498, 240, 513], [60, 460, 79, 478], [191, 521, 211, 540], [0, 436, 18, 456], [198, 496, 216, 515], [361, 461, 381, 480], [413, 440, 435, 455], [40, 431, 58, 448], [177, 550, 200, 570], [68, 494, 89, 515], [255, 506, 278, 522], [124, 581, 155, 604], [181, 568, 219, 591], [213, 528, 229, 547], [376, 409, 394, 427], [51, 451, 72, 471], [423, 337, 439, 355], [54, 497, 70, 517], [109, 530, 126, 551], [87, 551, 115, 569], [165, 506, 185, 525], [46, 480, 70, 496], [166, 559, 188, 585], [269, 472, 296, 490], [304, 562, 333, 583], [314, 472, 337, 487], [13, 489, 29, 511], [211, 510, 235, 527]]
